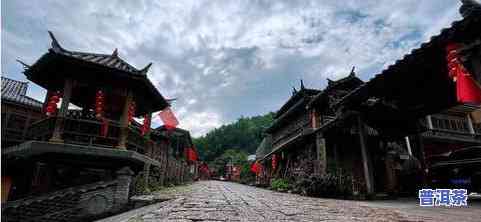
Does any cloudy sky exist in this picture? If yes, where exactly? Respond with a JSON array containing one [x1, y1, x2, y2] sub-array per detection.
[[1, 0, 463, 137]]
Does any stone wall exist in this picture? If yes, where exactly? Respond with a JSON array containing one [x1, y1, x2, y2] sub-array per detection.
[[2, 167, 134, 222]]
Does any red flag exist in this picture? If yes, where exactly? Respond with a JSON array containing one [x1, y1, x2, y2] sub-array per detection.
[[456, 69, 481, 104], [186, 147, 198, 161], [159, 107, 179, 130], [446, 43, 481, 104]]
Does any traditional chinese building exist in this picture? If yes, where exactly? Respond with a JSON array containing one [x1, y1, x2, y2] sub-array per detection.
[[256, 0, 481, 197], [1, 77, 43, 149], [1, 32, 198, 221]]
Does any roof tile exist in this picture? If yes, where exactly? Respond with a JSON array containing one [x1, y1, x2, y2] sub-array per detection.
[[1, 77, 43, 108]]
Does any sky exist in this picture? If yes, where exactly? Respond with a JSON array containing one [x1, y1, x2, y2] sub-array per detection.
[[1, 0, 464, 137]]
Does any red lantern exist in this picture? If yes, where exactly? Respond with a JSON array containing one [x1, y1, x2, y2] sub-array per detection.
[[141, 114, 151, 136], [51, 95, 60, 103], [127, 101, 136, 125], [272, 154, 277, 170], [251, 162, 259, 174], [95, 90, 106, 119], [45, 91, 60, 117]]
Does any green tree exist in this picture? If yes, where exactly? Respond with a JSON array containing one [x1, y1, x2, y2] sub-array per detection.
[[193, 112, 274, 162]]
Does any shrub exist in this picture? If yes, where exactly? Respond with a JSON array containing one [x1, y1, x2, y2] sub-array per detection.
[[270, 178, 291, 191], [131, 173, 150, 195], [294, 173, 353, 198]]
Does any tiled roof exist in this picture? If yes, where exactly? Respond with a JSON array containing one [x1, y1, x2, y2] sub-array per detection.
[[48, 31, 151, 76], [1, 77, 43, 108], [333, 0, 481, 111], [255, 136, 272, 160]]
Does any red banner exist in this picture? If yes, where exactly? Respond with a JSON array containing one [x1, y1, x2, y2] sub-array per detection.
[[159, 107, 179, 130], [446, 43, 481, 104]]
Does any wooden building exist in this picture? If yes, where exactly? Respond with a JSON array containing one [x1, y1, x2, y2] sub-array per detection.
[[256, 0, 481, 197], [1, 32, 197, 221], [1, 77, 43, 149]]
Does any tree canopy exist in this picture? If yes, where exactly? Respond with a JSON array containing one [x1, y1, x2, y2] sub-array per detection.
[[193, 112, 274, 162]]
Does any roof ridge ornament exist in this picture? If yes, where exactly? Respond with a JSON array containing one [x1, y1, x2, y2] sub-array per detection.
[[292, 87, 298, 95], [300, 79, 305, 89], [140, 63, 152, 75], [48, 31, 64, 53], [112, 48, 118, 57], [460, 0, 481, 18], [16, 59, 31, 69], [327, 78, 333, 85], [349, 66, 356, 77]]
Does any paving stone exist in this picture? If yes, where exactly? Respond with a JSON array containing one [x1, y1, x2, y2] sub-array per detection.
[[101, 181, 481, 222]]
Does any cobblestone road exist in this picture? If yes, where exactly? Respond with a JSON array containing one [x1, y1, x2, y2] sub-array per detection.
[[101, 181, 481, 222]]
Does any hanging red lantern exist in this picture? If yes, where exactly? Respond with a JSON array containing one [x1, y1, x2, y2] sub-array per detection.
[[251, 162, 259, 174], [45, 91, 60, 117], [141, 114, 151, 136], [95, 90, 105, 119], [51, 95, 60, 103], [128, 101, 136, 125], [272, 154, 278, 170]]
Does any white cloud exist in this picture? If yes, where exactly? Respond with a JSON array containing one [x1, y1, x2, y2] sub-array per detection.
[[1, 0, 462, 137], [180, 111, 222, 137]]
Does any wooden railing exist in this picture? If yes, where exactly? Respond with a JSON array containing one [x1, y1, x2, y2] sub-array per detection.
[[320, 115, 336, 126], [421, 114, 481, 141], [430, 115, 471, 133], [474, 122, 481, 134], [27, 110, 150, 153], [272, 114, 311, 148]]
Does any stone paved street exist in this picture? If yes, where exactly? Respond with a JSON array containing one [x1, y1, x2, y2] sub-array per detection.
[[99, 181, 481, 222]]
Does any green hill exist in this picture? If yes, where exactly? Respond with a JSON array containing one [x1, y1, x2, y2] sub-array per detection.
[[193, 112, 274, 162]]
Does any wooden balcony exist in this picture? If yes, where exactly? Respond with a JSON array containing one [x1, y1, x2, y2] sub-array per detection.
[[319, 115, 336, 126], [421, 114, 481, 142], [27, 110, 149, 154], [272, 114, 311, 149]]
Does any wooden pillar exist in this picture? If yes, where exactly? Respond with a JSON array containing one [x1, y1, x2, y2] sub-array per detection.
[[467, 114, 475, 134], [310, 109, 319, 128], [469, 44, 481, 83], [426, 115, 433, 130], [414, 133, 428, 186], [315, 132, 326, 175], [1, 176, 12, 203], [405, 136, 413, 155], [22, 112, 32, 141], [357, 115, 374, 195], [117, 90, 133, 149], [50, 79, 73, 143]]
